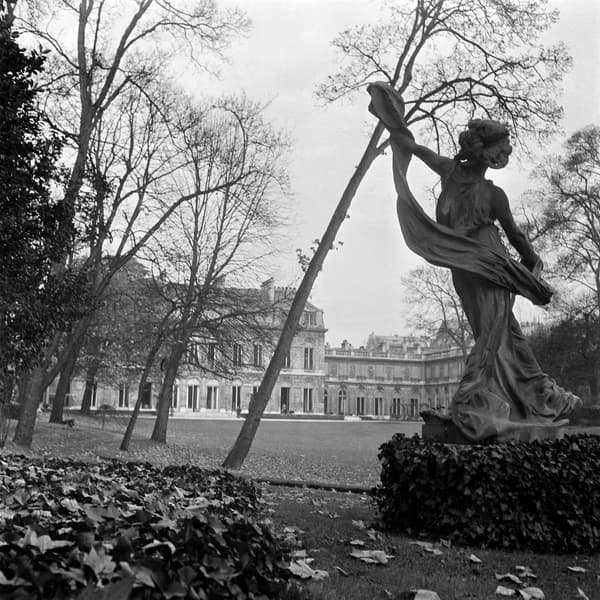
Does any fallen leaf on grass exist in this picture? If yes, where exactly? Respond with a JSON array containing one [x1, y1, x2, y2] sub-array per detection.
[[519, 588, 545, 600], [495, 585, 516, 596], [397, 591, 441, 600], [568, 566, 587, 573], [469, 553, 482, 564], [333, 566, 349, 576], [409, 541, 434, 550], [289, 559, 328, 580], [350, 549, 392, 564], [352, 519, 366, 529], [349, 539, 365, 547], [576, 587, 590, 600], [496, 573, 524, 585]]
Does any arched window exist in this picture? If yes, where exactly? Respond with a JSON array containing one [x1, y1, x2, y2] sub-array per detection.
[[337, 389, 347, 414]]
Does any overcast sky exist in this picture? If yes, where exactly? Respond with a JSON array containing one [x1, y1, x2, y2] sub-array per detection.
[[208, 0, 600, 346]]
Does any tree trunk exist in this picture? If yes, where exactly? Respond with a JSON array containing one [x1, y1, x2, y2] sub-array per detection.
[[80, 360, 100, 415], [151, 346, 184, 443], [13, 367, 45, 447], [222, 125, 384, 470], [49, 348, 79, 423], [120, 342, 162, 451]]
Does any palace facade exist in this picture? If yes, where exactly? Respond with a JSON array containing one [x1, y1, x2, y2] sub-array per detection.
[[53, 281, 467, 419]]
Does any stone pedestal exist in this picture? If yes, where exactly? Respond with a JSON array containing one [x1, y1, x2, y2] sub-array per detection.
[[422, 420, 567, 444]]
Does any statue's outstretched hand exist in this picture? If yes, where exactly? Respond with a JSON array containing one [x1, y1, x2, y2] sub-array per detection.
[[367, 82, 413, 140]]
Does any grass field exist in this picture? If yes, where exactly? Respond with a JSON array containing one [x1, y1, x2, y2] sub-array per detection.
[[5, 414, 421, 486]]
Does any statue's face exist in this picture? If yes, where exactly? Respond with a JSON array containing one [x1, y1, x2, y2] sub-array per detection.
[[480, 136, 512, 169]]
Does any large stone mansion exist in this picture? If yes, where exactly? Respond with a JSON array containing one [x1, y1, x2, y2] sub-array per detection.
[[55, 280, 466, 420]]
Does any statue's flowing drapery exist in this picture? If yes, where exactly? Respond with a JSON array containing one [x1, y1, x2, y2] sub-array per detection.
[[368, 82, 580, 441]]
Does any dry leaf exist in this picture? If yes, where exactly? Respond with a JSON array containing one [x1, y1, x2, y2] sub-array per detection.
[[520, 587, 545, 600], [410, 541, 434, 550], [495, 585, 516, 596], [576, 587, 590, 600], [413, 591, 442, 600], [289, 559, 328, 580], [349, 539, 365, 547], [469, 553, 482, 564], [349, 549, 392, 565], [568, 566, 587, 573], [333, 565, 349, 576], [496, 573, 524, 585]]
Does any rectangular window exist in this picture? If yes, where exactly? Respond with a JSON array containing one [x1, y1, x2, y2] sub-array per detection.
[[304, 311, 317, 327], [141, 382, 152, 409], [187, 385, 199, 410], [303, 388, 313, 413], [280, 387, 290, 413], [207, 343, 217, 366], [232, 343, 243, 366], [303, 347, 314, 370], [283, 352, 291, 369], [391, 397, 401, 417], [206, 386, 218, 410], [118, 383, 129, 408], [231, 386, 241, 411], [186, 342, 201, 366], [91, 382, 97, 408], [253, 344, 263, 367], [356, 396, 365, 415], [171, 385, 178, 409], [374, 397, 384, 416]]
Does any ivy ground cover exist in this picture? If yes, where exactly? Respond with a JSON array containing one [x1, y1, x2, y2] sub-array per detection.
[[0, 456, 298, 600]]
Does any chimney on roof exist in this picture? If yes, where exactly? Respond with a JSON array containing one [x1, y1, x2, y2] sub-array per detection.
[[261, 277, 275, 303]]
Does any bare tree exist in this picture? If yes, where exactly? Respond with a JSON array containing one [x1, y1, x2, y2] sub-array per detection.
[[524, 124, 600, 395], [223, 0, 571, 469], [401, 265, 472, 360], [145, 97, 289, 443], [13, 0, 250, 446]]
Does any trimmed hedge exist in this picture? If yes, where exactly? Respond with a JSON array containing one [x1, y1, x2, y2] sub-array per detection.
[[0, 456, 300, 599], [371, 433, 600, 554]]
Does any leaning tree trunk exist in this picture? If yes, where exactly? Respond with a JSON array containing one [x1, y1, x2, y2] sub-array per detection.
[[49, 348, 79, 423], [80, 360, 100, 415], [151, 345, 185, 443], [13, 367, 45, 447], [222, 124, 384, 470], [120, 336, 163, 451]]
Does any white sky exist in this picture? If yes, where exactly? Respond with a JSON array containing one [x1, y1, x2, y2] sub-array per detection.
[[201, 0, 600, 346]]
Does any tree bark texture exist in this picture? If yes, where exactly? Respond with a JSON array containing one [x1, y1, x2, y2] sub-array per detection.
[[49, 349, 79, 423], [13, 367, 45, 447], [151, 346, 184, 443]]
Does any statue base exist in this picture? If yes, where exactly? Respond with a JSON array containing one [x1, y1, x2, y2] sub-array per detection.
[[420, 410, 569, 444], [422, 421, 567, 444]]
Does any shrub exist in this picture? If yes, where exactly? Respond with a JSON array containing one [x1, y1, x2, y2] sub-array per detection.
[[371, 433, 600, 554], [0, 455, 300, 599]]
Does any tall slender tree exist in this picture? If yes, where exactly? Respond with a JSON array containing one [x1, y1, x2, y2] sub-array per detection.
[[223, 0, 571, 469]]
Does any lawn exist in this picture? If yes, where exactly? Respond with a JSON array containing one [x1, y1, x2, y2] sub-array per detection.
[[6, 414, 421, 486]]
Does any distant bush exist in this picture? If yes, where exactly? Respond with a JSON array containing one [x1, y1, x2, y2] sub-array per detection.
[[372, 434, 600, 554], [0, 456, 300, 599]]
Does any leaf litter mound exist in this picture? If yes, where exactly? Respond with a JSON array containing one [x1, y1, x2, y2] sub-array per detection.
[[0, 455, 299, 599]]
